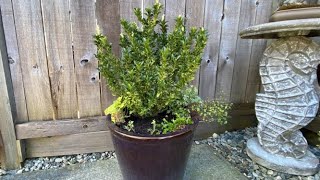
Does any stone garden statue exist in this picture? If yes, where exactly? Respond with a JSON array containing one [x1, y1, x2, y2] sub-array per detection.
[[240, 17, 320, 175]]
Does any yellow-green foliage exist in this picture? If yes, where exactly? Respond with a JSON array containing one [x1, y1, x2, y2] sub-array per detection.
[[104, 97, 126, 124], [192, 101, 233, 125], [94, 2, 231, 134]]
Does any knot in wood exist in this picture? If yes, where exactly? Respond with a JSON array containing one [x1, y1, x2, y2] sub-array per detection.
[[8, 56, 15, 64], [80, 59, 89, 66], [33, 64, 38, 69]]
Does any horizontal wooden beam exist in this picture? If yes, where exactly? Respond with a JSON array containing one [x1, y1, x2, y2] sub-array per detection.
[[194, 114, 257, 140], [16, 103, 256, 140], [25, 115, 257, 158], [26, 131, 113, 158], [16, 116, 108, 140], [22, 103, 256, 158]]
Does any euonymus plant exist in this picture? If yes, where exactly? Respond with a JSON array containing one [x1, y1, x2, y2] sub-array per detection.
[[94, 2, 231, 134]]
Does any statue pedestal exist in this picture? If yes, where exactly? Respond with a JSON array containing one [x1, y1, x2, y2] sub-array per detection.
[[247, 138, 319, 176]]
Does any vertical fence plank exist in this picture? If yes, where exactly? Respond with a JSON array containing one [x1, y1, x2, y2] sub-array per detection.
[[185, 0, 206, 91], [0, 133, 4, 166], [96, 0, 121, 112], [12, 0, 53, 121], [120, 0, 142, 23], [230, 0, 256, 103], [0, 0, 28, 123], [41, 0, 77, 119], [70, 0, 101, 118], [199, 0, 224, 100], [143, 0, 165, 19], [143, 0, 165, 9], [214, 0, 242, 102], [165, 0, 186, 31], [0, 11, 20, 169], [245, 0, 272, 102], [0, 0, 27, 159]]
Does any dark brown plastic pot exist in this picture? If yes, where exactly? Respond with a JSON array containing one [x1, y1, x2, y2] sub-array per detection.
[[107, 115, 199, 180]]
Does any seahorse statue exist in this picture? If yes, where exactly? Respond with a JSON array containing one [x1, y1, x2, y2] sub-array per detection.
[[255, 36, 320, 159]]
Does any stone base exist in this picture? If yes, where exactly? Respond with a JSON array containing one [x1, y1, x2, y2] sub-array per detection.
[[247, 138, 319, 176]]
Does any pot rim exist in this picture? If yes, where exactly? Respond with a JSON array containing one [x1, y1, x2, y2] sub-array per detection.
[[106, 115, 199, 140]]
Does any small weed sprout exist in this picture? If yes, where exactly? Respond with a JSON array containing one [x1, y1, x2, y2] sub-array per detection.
[[123, 121, 135, 132], [148, 120, 161, 135]]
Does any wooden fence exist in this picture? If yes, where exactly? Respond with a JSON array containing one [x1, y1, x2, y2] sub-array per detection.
[[0, 0, 274, 169]]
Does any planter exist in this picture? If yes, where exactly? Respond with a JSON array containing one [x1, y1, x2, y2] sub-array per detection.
[[107, 115, 199, 180]]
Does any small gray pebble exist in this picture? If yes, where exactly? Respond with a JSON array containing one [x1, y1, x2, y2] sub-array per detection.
[[253, 172, 259, 177], [77, 159, 84, 163], [212, 133, 219, 139], [55, 158, 63, 163], [307, 176, 315, 180], [267, 170, 273, 175], [0, 169, 7, 176], [260, 167, 267, 173], [16, 169, 23, 174]]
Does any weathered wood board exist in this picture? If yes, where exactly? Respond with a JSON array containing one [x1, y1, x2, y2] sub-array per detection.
[[0, 12, 20, 168], [185, 0, 206, 90], [214, 0, 242, 102], [120, 0, 142, 23], [165, 0, 186, 32], [0, 132, 4, 167], [0, 0, 28, 123], [96, 0, 120, 112], [16, 116, 108, 140], [41, 0, 77, 119], [230, 0, 256, 103], [12, 0, 53, 121], [199, 0, 224, 100], [245, 0, 273, 103], [71, 0, 102, 118], [26, 131, 114, 157]]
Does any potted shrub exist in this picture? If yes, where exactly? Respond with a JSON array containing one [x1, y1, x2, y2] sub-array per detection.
[[94, 2, 231, 180]]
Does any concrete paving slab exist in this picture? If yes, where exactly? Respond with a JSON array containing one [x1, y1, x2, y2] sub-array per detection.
[[1, 144, 247, 180]]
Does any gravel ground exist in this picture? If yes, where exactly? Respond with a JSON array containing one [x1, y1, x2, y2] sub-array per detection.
[[195, 127, 320, 180], [0, 151, 116, 176]]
